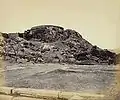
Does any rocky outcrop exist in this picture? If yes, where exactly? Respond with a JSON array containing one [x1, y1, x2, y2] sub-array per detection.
[[1, 25, 116, 65]]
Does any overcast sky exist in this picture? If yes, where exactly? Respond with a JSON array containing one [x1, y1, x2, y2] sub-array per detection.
[[0, 0, 120, 49]]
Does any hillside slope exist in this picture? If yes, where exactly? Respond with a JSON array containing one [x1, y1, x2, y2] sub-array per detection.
[[1, 25, 116, 65]]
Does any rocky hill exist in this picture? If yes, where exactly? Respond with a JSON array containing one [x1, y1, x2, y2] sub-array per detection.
[[1, 25, 116, 65]]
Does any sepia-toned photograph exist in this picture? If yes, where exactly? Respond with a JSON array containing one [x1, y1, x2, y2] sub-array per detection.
[[0, 0, 120, 100]]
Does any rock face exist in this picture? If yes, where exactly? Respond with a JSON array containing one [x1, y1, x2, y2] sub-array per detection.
[[1, 25, 116, 65]]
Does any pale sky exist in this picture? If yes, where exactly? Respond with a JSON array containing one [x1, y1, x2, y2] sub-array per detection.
[[0, 0, 120, 49]]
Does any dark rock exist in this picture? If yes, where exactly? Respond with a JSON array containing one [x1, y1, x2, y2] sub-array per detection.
[[1, 33, 9, 39], [18, 33, 24, 38], [116, 53, 120, 64], [1, 25, 117, 65]]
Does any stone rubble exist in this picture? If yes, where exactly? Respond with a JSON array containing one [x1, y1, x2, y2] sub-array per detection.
[[1, 25, 116, 65]]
